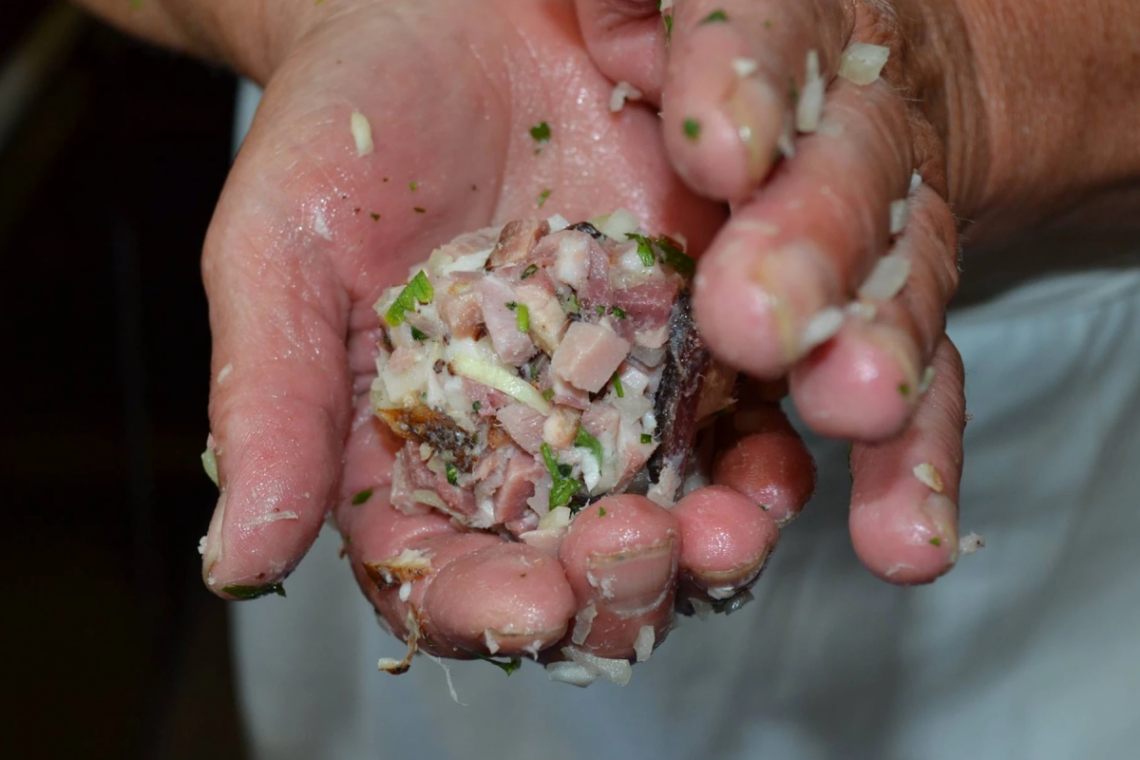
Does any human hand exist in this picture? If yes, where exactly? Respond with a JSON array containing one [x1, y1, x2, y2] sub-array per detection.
[[574, 0, 1140, 582], [193, 0, 821, 667]]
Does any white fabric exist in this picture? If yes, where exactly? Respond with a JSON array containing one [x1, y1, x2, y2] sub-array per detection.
[[228, 82, 1140, 760]]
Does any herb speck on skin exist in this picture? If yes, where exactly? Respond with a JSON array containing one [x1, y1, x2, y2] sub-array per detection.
[[789, 82, 799, 105], [471, 184, 478, 191], [683, 118, 701, 142], [129, 0, 143, 8], [409, 181, 418, 191], [701, 10, 728, 24], [764, 19, 772, 29], [383, 177, 389, 182], [760, 504, 771, 511], [530, 122, 552, 143], [899, 383, 911, 397], [413, 207, 426, 214], [930, 537, 942, 547], [351, 488, 373, 505], [520, 572, 527, 578], [537, 188, 553, 208], [664, 14, 673, 39], [370, 212, 381, 221], [222, 583, 286, 600], [599, 507, 607, 517]]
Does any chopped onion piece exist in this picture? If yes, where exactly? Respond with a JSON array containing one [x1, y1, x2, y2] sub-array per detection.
[[547, 213, 570, 232], [659, 0, 673, 10], [917, 365, 936, 394], [484, 628, 501, 655], [596, 208, 641, 240], [857, 254, 910, 301], [537, 505, 572, 532], [350, 110, 374, 156], [450, 355, 552, 414], [609, 81, 643, 113], [412, 489, 449, 510], [838, 42, 890, 85], [889, 199, 909, 235], [846, 300, 878, 322], [798, 306, 844, 353], [563, 646, 633, 686], [633, 625, 655, 662], [707, 585, 737, 600], [546, 661, 598, 687], [690, 597, 712, 620], [777, 113, 796, 158], [398, 581, 412, 601], [910, 171, 923, 193], [913, 462, 944, 492], [731, 57, 758, 78], [571, 602, 598, 645], [959, 532, 985, 555], [795, 49, 824, 133], [201, 447, 218, 486]]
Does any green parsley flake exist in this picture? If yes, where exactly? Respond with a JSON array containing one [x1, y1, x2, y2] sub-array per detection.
[[446, 462, 459, 486], [410, 326, 428, 341], [222, 583, 286, 600], [409, 181, 418, 191], [899, 383, 911, 397], [702, 10, 728, 24], [351, 488, 373, 505], [640, 433, 653, 444], [759, 504, 771, 511], [369, 212, 381, 221], [764, 19, 773, 29], [542, 388, 555, 402], [611, 306, 627, 319], [598, 507, 607, 517], [516, 303, 530, 332], [201, 448, 218, 486], [530, 122, 552, 143], [789, 82, 799, 105], [612, 373, 625, 398], [654, 236, 696, 277], [541, 443, 583, 510], [563, 292, 580, 314], [575, 426, 604, 468], [596, 304, 606, 316], [664, 14, 673, 39], [537, 188, 553, 208], [930, 537, 942, 547], [626, 233, 657, 267], [472, 401, 482, 411], [530, 363, 540, 381], [683, 118, 701, 142], [521, 264, 538, 280], [384, 270, 434, 326], [473, 652, 522, 675]]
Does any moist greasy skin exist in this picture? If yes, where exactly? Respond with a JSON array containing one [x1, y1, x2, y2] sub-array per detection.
[[370, 211, 728, 554]]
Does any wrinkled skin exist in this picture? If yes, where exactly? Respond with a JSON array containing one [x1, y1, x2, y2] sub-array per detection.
[[175, 0, 1139, 662], [198, 0, 816, 661]]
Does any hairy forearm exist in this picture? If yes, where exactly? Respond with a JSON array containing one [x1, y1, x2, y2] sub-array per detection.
[[960, 0, 1140, 238], [69, 0, 309, 82]]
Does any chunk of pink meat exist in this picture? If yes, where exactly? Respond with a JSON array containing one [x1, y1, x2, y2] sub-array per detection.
[[505, 511, 540, 539], [387, 346, 420, 375], [551, 322, 631, 393], [543, 406, 581, 450], [575, 238, 614, 314], [549, 375, 591, 411], [390, 444, 477, 518], [464, 379, 512, 416], [440, 225, 502, 258], [437, 273, 483, 339], [495, 403, 547, 455], [493, 453, 545, 524], [476, 275, 535, 365], [488, 219, 550, 268], [535, 230, 591, 290], [611, 279, 680, 346]]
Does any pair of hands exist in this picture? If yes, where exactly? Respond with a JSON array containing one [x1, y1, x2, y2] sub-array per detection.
[[167, 0, 1133, 661]]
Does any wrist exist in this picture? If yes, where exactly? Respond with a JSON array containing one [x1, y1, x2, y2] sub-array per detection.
[[953, 0, 1140, 240]]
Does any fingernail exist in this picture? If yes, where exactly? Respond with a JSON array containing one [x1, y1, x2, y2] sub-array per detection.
[[585, 540, 676, 618], [724, 76, 781, 184], [201, 491, 228, 586], [921, 493, 959, 563]]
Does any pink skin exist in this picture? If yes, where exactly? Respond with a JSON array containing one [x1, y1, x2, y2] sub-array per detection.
[[672, 486, 779, 593], [196, 0, 829, 663], [558, 495, 680, 659]]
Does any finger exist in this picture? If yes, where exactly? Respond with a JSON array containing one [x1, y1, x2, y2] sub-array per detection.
[[712, 400, 816, 525], [575, 0, 668, 102], [789, 183, 960, 440], [661, 0, 852, 200], [672, 486, 778, 598], [848, 335, 965, 584], [199, 181, 352, 596], [692, 77, 916, 382], [558, 495, 680, 659]]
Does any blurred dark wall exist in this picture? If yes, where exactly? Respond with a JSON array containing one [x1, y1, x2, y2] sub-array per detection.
[[1, 7, 245, 759]]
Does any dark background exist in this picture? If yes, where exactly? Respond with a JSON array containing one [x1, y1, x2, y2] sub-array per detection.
[[3, 5, 247, 758]]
